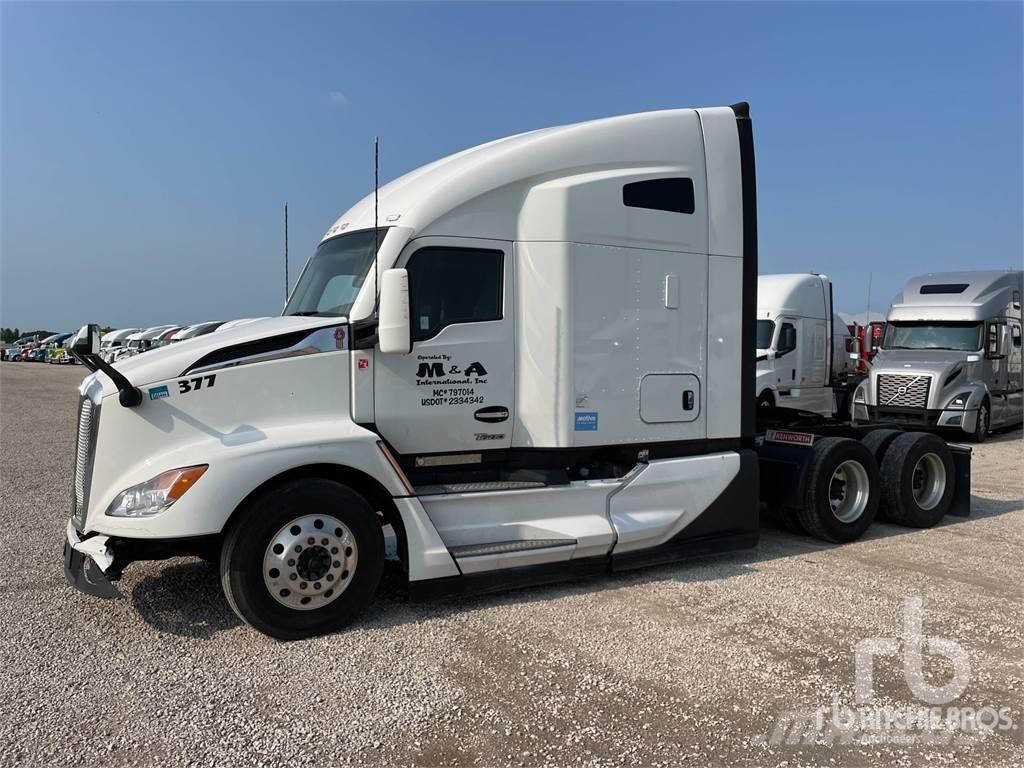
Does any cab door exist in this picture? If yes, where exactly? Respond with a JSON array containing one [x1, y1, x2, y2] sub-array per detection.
[[773, 318, 800, 400], [374, 237, 514, 455]]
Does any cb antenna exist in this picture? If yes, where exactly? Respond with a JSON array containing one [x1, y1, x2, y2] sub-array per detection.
[[373, 136, 380, 315], [284, 201, 289, 303]]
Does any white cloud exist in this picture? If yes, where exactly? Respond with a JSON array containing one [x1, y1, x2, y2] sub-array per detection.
[[328, 90, 349, 107]]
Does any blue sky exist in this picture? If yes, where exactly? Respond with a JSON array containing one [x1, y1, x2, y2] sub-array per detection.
[[2, 2, 1021, 330]]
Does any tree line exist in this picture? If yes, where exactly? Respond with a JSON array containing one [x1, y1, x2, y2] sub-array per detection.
[[1, 328, 56, 344]]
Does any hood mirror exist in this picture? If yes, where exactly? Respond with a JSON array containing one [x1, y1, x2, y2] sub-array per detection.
[[71, 324, 101, 356]]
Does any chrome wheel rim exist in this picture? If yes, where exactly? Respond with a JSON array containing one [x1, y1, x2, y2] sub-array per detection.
[[912, 453, 946, 511], [263, 514, 358, 610], [829, 460, 870, 523]]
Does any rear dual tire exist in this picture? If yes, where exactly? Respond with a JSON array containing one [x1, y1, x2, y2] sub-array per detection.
[[794, 437, 880, 543], [875, 432, 955, 527]]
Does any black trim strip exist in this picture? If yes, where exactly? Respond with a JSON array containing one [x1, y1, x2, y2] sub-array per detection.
[[398, 437, 743, 487], [184, 329, 315, 374], [731, 101, 758, 448]]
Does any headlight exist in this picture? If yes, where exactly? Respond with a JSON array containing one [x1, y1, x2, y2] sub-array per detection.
[[946, 392, 973, 410], [105, 465, 208, 517]]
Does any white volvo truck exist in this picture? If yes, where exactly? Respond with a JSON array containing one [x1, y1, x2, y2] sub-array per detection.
[[64, 104, 971, 639], [756, 273, 860, 416]]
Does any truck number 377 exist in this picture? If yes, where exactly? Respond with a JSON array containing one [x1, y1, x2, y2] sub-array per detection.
[[177, 374, 217, 394]]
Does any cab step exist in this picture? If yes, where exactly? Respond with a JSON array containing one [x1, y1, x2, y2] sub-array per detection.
[[414, 480, 546, 496], [449, 539, 576, 558]]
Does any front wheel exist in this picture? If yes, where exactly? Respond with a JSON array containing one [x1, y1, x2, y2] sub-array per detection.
[[968, 402, 989, 443], [220, 479, 384, 640]]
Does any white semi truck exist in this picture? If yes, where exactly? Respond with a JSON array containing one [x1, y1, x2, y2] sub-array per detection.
[[64, 104, 971, 639], [756, 273, 861, 416]]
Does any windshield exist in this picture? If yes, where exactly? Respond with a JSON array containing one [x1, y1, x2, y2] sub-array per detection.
[[882, 321, 983, 351], [756, 320, 775, 349], [284, 229, 386, 317]]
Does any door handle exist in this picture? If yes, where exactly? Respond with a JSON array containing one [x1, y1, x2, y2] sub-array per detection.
[[682, 390, 695, 411]]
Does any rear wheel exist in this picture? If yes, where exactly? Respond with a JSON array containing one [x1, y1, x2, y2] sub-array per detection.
[[794, 437, 880, 543], [878, 432, 955, 527], [861, 428, 902, 464], [220, 479, 384, 640]]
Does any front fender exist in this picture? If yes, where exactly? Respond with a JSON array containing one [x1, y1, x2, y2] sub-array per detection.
[[81, 351, 407, 539], [86, 425, 401, 539], [938, 381, 989, 411]]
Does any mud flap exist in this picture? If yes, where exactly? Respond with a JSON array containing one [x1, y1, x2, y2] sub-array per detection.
[[947, 443, 972, 517], [63, 536, 120, 599]]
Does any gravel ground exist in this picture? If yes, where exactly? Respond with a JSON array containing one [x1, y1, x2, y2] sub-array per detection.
[[1, 363, 1021, 767]]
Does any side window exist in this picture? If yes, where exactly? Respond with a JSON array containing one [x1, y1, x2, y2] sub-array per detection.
[[1013, 324, 1021, 348], [622, 178, 695, 215], [778, 322, 797, 355], [406, 247, 503, 342]]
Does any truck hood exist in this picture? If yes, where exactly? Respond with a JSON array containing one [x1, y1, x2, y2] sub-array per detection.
[[871, 348, 978, 378], [91, 316, 347, 397]]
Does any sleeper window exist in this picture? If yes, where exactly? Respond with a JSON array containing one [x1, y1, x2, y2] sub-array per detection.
[[622, 178, 695, 215], [405, 247, 503, 342]]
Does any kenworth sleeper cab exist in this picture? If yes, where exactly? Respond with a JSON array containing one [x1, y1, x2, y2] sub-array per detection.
[[64, 104, 971, 639]]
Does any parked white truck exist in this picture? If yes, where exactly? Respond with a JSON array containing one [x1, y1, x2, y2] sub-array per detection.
[[853, 270, 1023, 441], [756, 273, 860, 416], [64, 104, 971, 639]]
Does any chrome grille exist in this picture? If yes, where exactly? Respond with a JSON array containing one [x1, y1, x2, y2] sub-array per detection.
[[877, 374, 931, 409], [71, 397, 97, 526]]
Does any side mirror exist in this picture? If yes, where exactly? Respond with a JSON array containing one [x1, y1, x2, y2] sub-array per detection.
[[1000, 325, 1013, 356], [378, 269, 410, 354], [776, 326, 797, 357], [71, 324, 100, 356]]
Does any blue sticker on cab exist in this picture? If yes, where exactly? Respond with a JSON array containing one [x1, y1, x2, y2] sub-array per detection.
[[149, 385, 169, 400], [574, 412, 598, 431]]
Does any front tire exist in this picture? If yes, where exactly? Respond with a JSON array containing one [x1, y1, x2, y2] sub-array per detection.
[[220, 479, 384, 640], [968, 401, 989, 443], [757, 391, 775, 410]]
